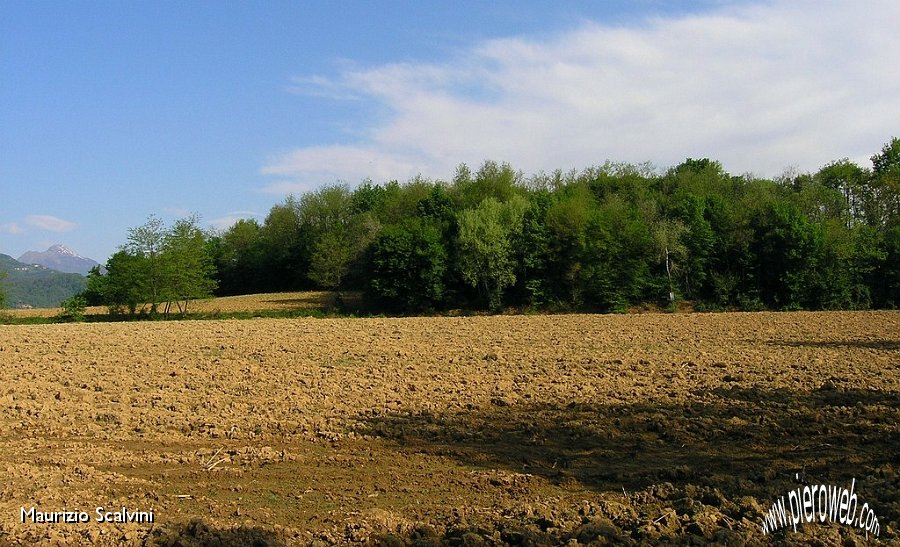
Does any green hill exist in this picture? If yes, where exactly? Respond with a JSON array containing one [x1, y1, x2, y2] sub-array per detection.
[[0, 254, 86, 309]]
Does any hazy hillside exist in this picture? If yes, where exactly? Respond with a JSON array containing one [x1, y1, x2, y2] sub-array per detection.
[[0, 254, 86, 309]]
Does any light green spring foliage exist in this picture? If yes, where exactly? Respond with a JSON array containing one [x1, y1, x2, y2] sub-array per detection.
[[456, 195, 528, 309], [300, 184, 380, 290], [101, 215, 218, 316]]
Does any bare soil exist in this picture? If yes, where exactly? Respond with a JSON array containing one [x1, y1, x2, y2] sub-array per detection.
[[0, 311, 897, 546]]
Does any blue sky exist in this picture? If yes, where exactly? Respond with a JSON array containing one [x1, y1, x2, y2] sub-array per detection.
[[2, 0, 898, 263]]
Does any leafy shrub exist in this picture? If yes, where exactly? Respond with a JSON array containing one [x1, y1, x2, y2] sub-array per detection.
[[57, 295, 88, 322]]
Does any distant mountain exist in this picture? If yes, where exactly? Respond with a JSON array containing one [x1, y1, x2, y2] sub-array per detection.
[[0, 253, 86, 309], [18, 244, 99, 276]]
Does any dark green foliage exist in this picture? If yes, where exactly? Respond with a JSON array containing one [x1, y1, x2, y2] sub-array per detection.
[[350, 180, 391, 215], [57, 295, 87, 322], [81, 265, 106, 305], [873, 224, 900, 308], [258, 198, 308, 291], [416, 184, 455, 225], [543, 184, 594, 305], [213, 219, 264, 295], [671, 194, 715, 299], [750, 201, 823, 310], [699, 193, 750, 308], [102, 250, 147, 314], [366, 219, 447, 311], [578, 197, 657, 312], [510, 190, 553, 307]]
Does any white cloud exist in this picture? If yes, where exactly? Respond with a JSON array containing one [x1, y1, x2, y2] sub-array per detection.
[[263, 0, 900, 190], [207, 211, 261, 231], [261, 145, 425, 193], [0, 222, 25, 235], [24, 215, 77, 233]]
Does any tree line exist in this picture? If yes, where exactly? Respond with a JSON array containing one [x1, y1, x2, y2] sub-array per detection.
[[83, 138, 900, 315]]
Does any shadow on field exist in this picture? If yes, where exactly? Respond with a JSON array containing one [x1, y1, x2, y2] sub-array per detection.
[[262, 291, 365, 311], [766, 339, 900, 351], [263, 296, 331, 308], [148, 519, 285, 547], [356, 386, 899, 522]]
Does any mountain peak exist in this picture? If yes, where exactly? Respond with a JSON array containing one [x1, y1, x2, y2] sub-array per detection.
[[47, 244, 79, 257], [17, 245, 98, 276]]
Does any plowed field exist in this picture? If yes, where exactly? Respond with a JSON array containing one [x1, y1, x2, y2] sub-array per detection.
[[0, 311, 897, 545]]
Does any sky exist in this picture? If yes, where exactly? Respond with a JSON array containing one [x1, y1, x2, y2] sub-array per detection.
[[1, 0, 898, 263]]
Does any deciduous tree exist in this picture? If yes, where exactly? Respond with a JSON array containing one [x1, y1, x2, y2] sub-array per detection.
[[125, 215, 167, 314], [103, 250, 148, 315], [456, 196, 528, 310], [161, 215, 218, 315]]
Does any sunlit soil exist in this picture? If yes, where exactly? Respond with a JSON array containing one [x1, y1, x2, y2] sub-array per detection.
[[0, 311, 897, 545]]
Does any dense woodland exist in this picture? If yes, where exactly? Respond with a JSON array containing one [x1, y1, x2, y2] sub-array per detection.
[[81, 138, 899, 315]]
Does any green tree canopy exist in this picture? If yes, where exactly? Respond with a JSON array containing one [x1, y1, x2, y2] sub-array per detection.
[[367, 219, 448, 312], [97, 138, 899, 315], [161, 215, 218, 315], [125, 215, 167, 313], [456, 196, 528, 310], [94, 215, 218, 316]]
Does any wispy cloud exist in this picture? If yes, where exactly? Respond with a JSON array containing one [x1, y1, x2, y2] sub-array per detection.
[[263, 0, 900, 191], [0, 222, 25, 235], [24, 215, 77, 232], [288, 74, 365, 101]]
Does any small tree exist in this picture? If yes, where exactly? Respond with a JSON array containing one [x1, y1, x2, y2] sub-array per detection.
[[653, 218, 687, 306], [103, 250, 149, 315], [125, 215, 167, 314], [93, 216, 218, 317], [161, 215, 218, 315], [57, 295, 87, 322]]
